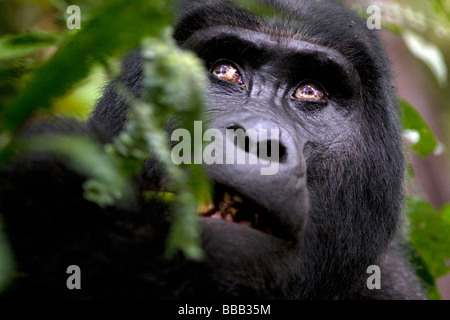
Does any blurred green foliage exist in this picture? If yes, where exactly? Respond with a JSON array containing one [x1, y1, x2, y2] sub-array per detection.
[[0, 217, 14, 293], [0, 0, 210, 293], [0, 31, 65, 60], [110, 32, 211, 259], [400, 99, 439, 157], [407, 197, 450, 299], [0, 0, 449, 299], [0, 0, 171, 133]]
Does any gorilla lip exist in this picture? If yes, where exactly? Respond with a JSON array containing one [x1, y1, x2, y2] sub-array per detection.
[[197, 185, 272, 235]]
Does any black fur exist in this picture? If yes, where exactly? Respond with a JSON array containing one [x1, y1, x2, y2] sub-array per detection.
[[0, 0, 426, 299]]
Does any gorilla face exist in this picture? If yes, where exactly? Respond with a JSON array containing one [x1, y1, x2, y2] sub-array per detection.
[[164, 0, 404, 298]]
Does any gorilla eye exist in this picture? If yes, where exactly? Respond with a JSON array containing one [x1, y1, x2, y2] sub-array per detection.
[[293, 83, 326, 101], [212, 62, 245, 89]]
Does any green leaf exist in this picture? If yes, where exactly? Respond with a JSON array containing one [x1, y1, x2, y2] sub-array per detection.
[[0, 31, 64, 60], [431, 0, 450, 20], [400, 99, 439, 157], [406, 197, 450, 282], [409, 252, 442, 300]]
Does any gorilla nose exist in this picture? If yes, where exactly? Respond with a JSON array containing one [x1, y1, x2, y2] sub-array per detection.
[[215, 112, 304, 177], [225, 123, 288, 163], [205, 111, 309, 240]]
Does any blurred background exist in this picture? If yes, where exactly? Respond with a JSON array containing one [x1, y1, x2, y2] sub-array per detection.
[[0, 0, 449, 299], [345, 0, 450, 299]]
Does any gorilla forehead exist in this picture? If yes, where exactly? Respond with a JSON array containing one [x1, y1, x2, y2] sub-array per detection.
[[174, 0, 389, 81]]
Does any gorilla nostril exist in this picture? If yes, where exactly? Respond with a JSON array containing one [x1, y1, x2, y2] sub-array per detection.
[[226, 124, 287, 162], [278, 141, 287, 162], [259, 139, 287, 163], [226, 124, 251, 153], [256, 139, 287, 163]]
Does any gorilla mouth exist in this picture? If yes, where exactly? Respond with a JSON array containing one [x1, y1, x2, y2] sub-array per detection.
[[197, 184, 273, 235]]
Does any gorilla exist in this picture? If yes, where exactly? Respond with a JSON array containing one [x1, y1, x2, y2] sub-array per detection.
[[0, 0, 427, 299]]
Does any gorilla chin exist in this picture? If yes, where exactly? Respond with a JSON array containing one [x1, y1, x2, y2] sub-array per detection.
[[0, 0, 427, 300]]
